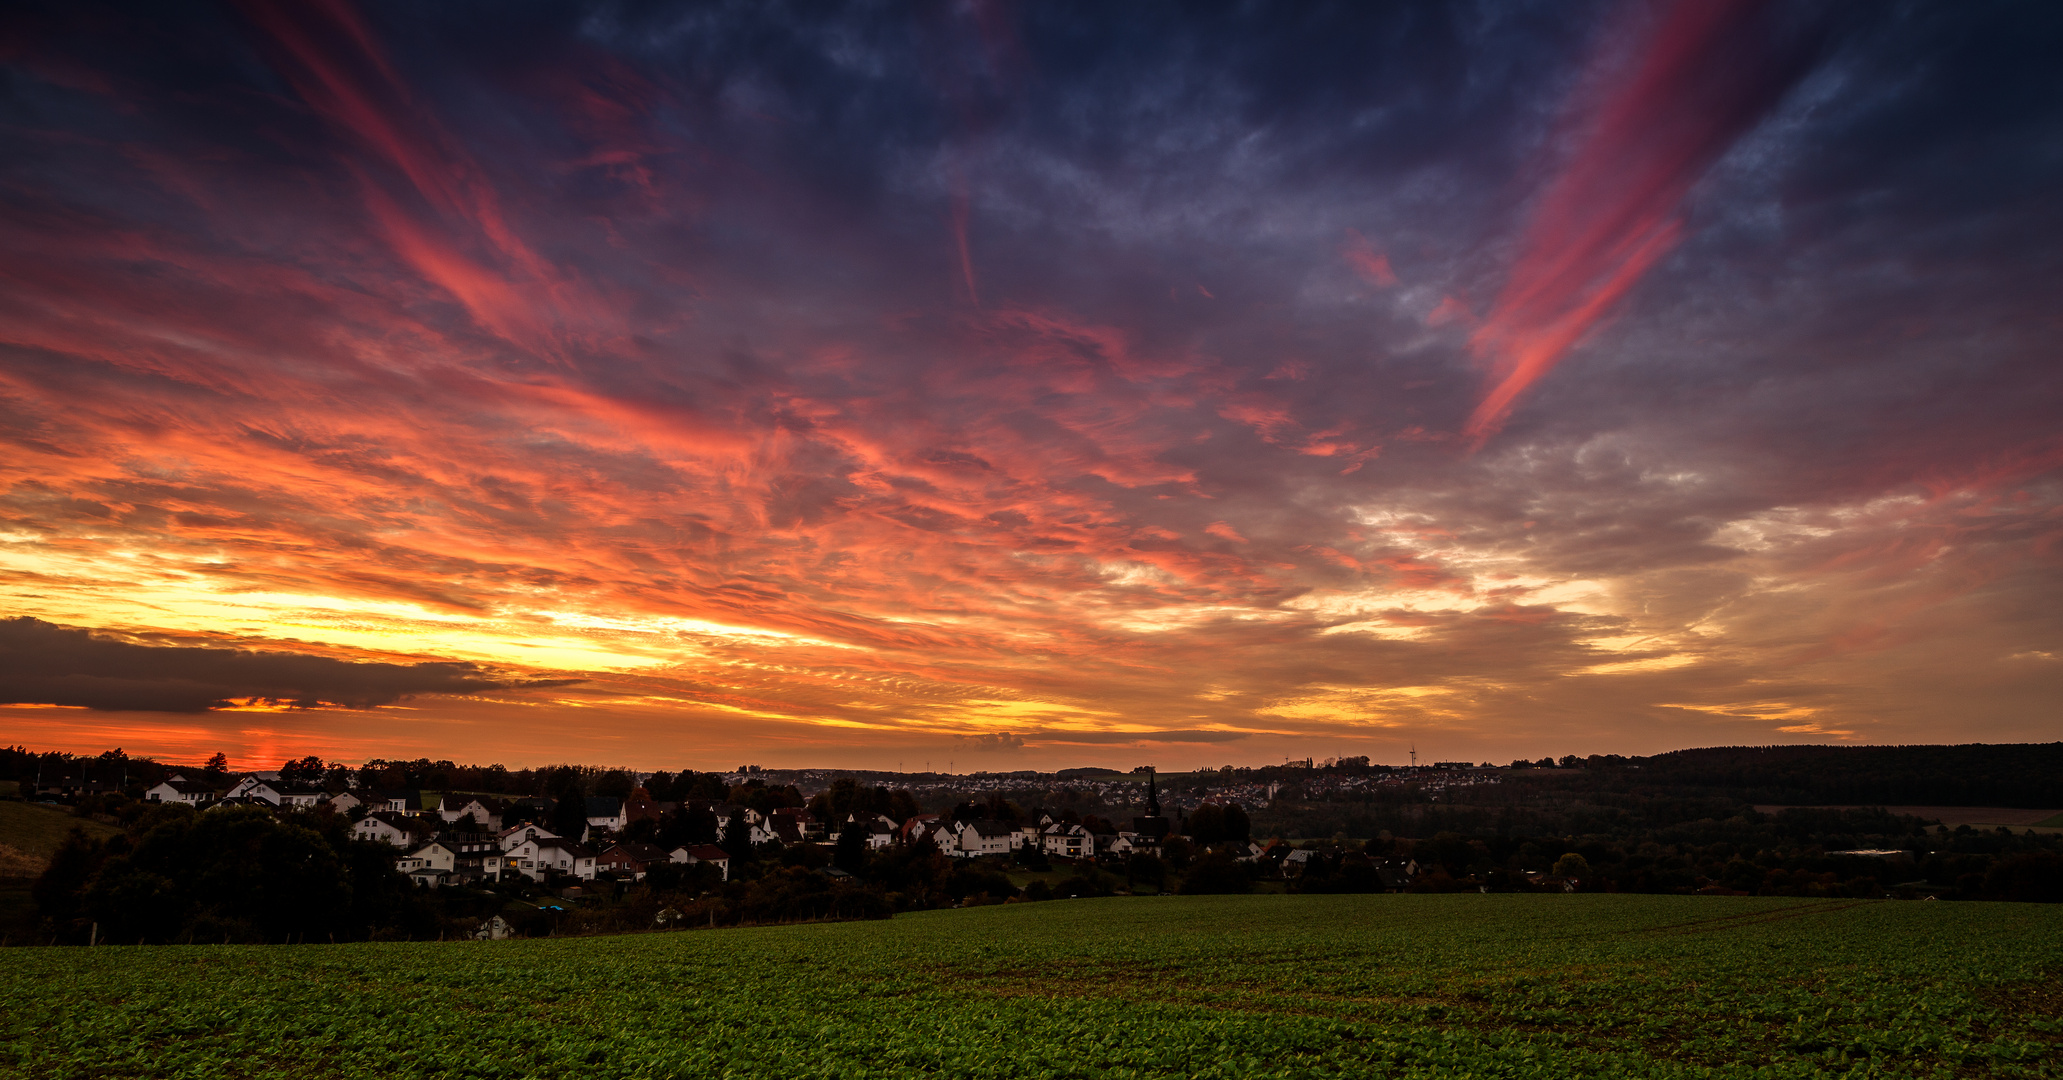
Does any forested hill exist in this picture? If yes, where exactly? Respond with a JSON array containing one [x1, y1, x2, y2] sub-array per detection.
[[1608, 743, 2063, 808]]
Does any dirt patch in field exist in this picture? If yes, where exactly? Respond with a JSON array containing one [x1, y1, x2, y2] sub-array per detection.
[[1625, 900, 1876, 937], [1983, 975, 2063, 1022], [0, 843, 47, 879], [1753, 805, 2062, 828]]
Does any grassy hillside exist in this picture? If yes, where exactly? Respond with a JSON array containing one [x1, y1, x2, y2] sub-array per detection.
[[0, 801, 122, 861], [3, 895, 2059, 1079]]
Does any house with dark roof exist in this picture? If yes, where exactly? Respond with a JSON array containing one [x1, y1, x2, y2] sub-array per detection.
[[34, 759, 126, 799], [597, 842, 670, 879], [584, 796, 626, 834], [498, 823, 559, 851], [144, 779, 217, 806], [668, 844, 731, 881], [766, 814, 806, 846], [375, 790, 423, 815], [770, 806, 822, 842], [439, 796, 507, 831], [1041, 823, 1095, 859], [237, 780, 325, 808], [354, 811, 433, 848], [505, 836, 596, 881], [848, 813, 899, 850], [947, 820, 1017, 858]]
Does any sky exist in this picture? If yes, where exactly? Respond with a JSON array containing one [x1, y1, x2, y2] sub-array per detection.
[[1, 0, 2060, 772]]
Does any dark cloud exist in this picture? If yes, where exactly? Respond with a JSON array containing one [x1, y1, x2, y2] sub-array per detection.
[[0, 618, 572, 713]]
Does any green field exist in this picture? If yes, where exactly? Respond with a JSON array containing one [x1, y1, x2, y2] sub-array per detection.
[[2, 894, 2059, 1079], [0, 801, 121, 861]]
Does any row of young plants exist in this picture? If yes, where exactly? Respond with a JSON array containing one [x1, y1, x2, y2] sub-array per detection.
[[2, 893, 2059, 1078]]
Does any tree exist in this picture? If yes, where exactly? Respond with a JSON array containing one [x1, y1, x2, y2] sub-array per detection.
[[279, 756, 325, 784], [886, 790, 923, 823], [1984, 852, 2063, 903], [720, 808, 753, 863], [595, 770, 634, 800], [202, 753, 230, 786], [1188, 804, 1229, 844], [834, 823, 868, 874], [1553, 852, 1590, 878], [1179, 853, 1252, 895], [551, 794, 589, 842]]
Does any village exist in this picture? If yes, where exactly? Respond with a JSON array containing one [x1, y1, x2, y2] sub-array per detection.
[[126, 765, 1427, 921]]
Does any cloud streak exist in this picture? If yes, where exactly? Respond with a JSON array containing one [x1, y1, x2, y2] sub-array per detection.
[[1465, 0, 1831, 443]]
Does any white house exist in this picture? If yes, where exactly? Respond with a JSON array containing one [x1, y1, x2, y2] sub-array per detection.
[[440, 797, 505, 831], [144, 779, 217, 805], [326, 791, 364, 815], [245, 781, 324, 808], [498, 823, 559, 851], [1042, 823, 1095, 859], [947, 820, 1015, 858], [848, 814, 898, 850], [584, 797, 626, 834], [669, 844, 731, 881], [905, 817, 952, 850], [714, 815, 777, 847], [354, 811, 430, 848], [403, 841, 458, 874], [373, 790, 422, 815], [505, 836, 597, 881]]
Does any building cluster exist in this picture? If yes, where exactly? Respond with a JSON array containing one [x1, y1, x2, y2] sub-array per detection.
[[129, 768, 1416, 893]]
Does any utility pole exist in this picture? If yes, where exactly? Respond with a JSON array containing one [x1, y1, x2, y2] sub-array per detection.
[[1410, 744, 1417, 768]]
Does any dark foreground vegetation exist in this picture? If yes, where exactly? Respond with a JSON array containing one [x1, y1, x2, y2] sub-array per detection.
[[3, 742, 2059, 948], [3, 894, 2059, 1080]]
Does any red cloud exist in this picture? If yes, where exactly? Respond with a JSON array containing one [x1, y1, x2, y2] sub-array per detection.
[[1465, 0, 1825, 444], [1341, 229, 1398, 288]]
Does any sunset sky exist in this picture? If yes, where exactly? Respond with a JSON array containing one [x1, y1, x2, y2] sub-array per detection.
[[2, 0, 2060, 771]]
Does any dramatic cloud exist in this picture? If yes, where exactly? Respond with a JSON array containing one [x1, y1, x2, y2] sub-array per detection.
[[0, 0, 2058, 768], [0, 617, 562, 712]]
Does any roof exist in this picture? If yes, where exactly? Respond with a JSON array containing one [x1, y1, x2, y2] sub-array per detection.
[[534, 837, 595, 856], [675, 844, 729, 862], [585, 796, 624, 816], [155, 779, 216, 795], [602, 842, 669, 862], [966, 820, 1016, 839]]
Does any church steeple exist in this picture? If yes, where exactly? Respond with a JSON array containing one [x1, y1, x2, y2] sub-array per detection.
[[1145, 766, 1160, 818]]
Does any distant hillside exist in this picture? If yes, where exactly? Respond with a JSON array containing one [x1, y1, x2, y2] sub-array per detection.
[[0, 801, 121, 860], [1624, 743, 2063, 808]]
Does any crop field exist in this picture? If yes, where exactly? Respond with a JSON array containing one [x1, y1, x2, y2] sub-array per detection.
[[0, 802, 120, 861], [3, 894, 2059, 1079]]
